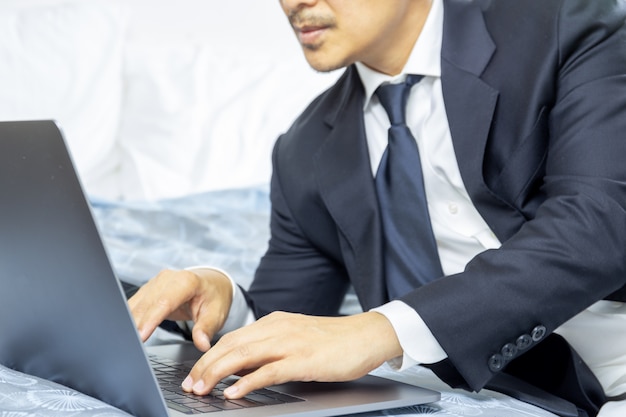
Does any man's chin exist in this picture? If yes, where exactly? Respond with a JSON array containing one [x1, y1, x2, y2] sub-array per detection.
[[302, 50, 351, 73]]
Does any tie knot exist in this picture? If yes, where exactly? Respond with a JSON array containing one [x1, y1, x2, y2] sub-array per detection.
[[375, 75, 423, 126]]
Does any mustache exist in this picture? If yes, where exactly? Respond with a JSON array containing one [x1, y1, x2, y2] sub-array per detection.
[[288, 9, 336, 29]]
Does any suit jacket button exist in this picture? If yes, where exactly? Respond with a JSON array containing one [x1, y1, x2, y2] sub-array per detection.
[[501, 343, 518, 359], [531, 325, 547, 342], [488, 354, 505, 372], [516, 334, 533, 350]]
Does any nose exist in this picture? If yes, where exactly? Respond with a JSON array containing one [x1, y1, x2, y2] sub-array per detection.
[[280, 0, 318, 14]]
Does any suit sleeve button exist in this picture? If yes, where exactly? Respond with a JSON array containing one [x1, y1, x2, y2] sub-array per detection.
[[531, 325, 547, 342], [516, 334, 533, 350], [488, 354, 505, 372], [501, 343, 518, 359]]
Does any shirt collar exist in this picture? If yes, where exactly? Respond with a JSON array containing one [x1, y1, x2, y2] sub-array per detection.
[[355, 0, 443, 110]]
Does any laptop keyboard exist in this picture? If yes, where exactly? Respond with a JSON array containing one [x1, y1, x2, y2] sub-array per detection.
[[149, 355, 303, 414]]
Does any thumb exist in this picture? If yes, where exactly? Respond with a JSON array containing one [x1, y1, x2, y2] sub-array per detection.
[[191, 311, 225, 352], [192, 326, 212, 352], [187, 269, 234, 352]]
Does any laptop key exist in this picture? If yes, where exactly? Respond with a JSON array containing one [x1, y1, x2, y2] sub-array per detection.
[[178, 397, 206, 405], [165, 400, 195, 414], [193, 405, 223, 413], [151, 355, 304, 411], [211, 401, 243, 410]]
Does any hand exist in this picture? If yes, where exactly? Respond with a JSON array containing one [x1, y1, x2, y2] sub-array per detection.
[[129, 268, 233, 352], [181, 311, 403, 399]]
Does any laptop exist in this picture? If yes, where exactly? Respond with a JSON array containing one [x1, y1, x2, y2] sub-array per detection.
[[0, 120, 440, 417]]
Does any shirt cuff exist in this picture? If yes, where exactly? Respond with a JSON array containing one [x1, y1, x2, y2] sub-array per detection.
[[370, 300, 447, 371], [180, 266, 255, 338]]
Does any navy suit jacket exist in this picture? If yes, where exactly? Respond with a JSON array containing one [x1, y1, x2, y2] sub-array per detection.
[[246, 0, 626, 397]]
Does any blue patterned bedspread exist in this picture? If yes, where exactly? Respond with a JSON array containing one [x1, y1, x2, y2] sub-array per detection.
[[0, 187, 556, 416]]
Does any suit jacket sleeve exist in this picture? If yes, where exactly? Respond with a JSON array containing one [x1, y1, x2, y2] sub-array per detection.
[[245, 135, 351, 318]]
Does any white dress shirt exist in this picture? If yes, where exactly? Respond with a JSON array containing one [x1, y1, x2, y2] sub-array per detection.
[[361, 0, 487, 367], [196, 0, 625, 408]]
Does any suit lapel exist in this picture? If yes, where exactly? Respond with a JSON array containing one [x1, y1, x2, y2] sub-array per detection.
[[312, 1, 515, 307], [441, 0, 517, 239], [314, 67, 387, 310]]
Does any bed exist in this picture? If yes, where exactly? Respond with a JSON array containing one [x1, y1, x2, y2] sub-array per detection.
[[1, 187, 557, 417], [0, 1, 559, 416]]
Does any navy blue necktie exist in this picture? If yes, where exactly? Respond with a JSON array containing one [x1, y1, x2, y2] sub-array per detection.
[[375, 75, 443, 299]]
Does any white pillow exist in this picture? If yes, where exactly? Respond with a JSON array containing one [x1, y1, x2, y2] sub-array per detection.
[[117, 39, 338, 201], [0, 2, 128, 199], [116, 41, 213, 201]]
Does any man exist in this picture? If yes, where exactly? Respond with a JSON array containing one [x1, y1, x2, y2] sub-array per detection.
[[129, 1, 626, 416]]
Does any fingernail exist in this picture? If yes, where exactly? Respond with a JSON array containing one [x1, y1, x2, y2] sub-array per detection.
[[224, 385, 239, 397], [199, 333, 211, 348], [182, 376, 193, 391], [192, 379, 205, 393], [193, 331, 211, 352]]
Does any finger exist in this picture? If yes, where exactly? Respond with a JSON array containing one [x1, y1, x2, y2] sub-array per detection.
[[183, 333, 277, 395], [186, 312, 298, 391], [132, 291, 180, 340], [129, 270, 198, 341], [224, 361, 294, 399], [128, 289, 161, 342], [191, 328, 212, 352], [187, 272, 233, 351], [190, 301, 230, 352]]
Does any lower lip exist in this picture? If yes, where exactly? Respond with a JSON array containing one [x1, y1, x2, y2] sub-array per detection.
[[298, 28, 326, 45]]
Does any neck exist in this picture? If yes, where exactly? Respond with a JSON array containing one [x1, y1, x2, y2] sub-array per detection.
[[363, 1, 433, 76]]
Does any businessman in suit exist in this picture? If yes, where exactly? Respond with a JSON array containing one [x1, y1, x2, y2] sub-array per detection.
[[129, 0, 626, 415]]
